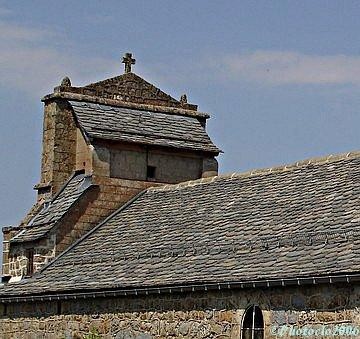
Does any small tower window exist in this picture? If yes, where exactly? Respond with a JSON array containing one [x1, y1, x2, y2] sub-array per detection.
[[147, 166, 156, 180], [241, 305, 264, 339], [26, 249, 34, 276]]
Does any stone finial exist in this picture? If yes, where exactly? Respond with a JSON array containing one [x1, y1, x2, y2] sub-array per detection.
[[122, 52, 136, 74], [180, 94, 188, 105], [60, 76, 71, 87]]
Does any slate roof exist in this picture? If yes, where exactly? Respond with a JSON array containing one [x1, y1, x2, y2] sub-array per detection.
[[2, 151, 360, 297], [70, 101, 220, 153], [11, 172, 94, 243]]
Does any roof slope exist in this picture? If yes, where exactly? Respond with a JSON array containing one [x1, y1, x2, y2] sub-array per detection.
[[71, 101, 220, 153], [2, 152, 360, 296], [11, 172, 94, 243]]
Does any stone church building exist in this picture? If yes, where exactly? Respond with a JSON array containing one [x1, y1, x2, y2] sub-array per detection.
[[0, 53, 360, 338]]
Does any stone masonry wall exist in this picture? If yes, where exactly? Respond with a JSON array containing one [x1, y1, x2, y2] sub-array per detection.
[[6, 235, 55, 277], [39, 99, 77, 199], [39, 102, 56, 187], [52, 100, 77, 195], [0, 283, 359, 338], [1, 227, 20, 276]]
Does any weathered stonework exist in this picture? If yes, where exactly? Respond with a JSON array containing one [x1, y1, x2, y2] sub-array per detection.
[[53, 72, 198, 110], [37, 99, 77, 199], [6, 235, 56, 277], [0, 284, 359, 338], [2, 227, 20, 276]]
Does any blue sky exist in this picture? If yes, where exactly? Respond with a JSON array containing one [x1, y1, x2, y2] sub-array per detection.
[[1, 1, 360, 263]]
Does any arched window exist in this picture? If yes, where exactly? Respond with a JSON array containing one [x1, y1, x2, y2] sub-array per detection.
[[241, 305, 264, 339]]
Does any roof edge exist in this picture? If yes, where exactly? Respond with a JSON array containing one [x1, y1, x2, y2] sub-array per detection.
[[148, 150, 360, 192], [41, 92, 210, 119], [1, 272, 359, 303]]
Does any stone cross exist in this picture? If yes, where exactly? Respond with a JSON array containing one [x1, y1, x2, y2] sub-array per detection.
[[122, 52, 136, 73]]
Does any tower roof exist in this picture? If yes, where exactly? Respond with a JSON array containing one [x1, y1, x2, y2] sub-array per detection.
[[71, 101, 220, 153]]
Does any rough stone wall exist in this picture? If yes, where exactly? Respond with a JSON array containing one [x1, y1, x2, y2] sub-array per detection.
[[39, 101, 56, 188], [38, 99, 77, 198], [0, 284, 359, 338], [51, 100, 77, 195], [1, 227, 20, 276], [6, 235, 55, 277]]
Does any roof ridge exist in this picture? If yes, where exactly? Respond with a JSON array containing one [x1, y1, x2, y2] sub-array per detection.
[[148, 150, 360, 192]]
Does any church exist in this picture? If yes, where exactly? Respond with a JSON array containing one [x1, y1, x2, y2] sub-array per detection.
[[0, 53, 360, 338]]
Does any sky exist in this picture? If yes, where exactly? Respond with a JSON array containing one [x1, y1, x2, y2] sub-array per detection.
[[1, 1, 360, 265]]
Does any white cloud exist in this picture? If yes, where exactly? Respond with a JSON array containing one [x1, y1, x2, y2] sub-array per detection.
[[0, 20, 118, 95], [221, 51, 360, 86]]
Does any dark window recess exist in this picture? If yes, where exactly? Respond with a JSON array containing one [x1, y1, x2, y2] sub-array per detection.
[[26, 249, 34, 276], [147, 166, 156, 179], [241, 305, 264, 339], [38, 186, 51, 195]]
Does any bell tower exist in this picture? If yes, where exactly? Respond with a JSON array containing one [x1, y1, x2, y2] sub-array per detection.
[[2, 53, 221, 278]]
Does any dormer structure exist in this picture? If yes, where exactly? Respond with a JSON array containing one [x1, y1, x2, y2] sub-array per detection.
[[2, 54, 220, 278]]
